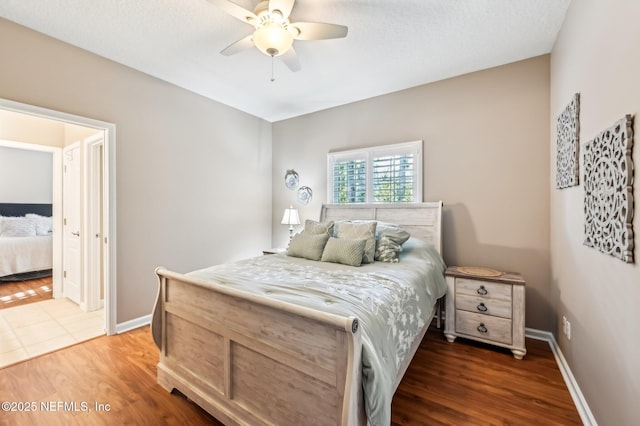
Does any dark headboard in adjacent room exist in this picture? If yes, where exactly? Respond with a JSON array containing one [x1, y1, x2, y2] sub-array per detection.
[[0, 203, 52, 217]]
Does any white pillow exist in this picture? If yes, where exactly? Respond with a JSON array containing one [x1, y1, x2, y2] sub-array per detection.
[[1, 216, 37, 237], [26, 214, 53, 235]]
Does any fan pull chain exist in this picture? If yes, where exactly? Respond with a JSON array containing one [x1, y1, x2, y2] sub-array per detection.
[[271, 55, 275, 82]]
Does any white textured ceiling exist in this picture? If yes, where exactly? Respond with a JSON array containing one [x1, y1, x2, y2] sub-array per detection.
[[0, 0, 570, 122]]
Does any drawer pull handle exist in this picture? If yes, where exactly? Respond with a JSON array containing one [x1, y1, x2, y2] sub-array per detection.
[[477, 303, 488, 312], [477, 323, 488, 333], [476, 285, 488, 296]]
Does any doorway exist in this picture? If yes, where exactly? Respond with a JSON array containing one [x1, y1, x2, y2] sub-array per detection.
[[0, 98, 116, 336]]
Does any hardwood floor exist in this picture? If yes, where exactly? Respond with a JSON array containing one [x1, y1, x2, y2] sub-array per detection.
[[0, 327, 221, 426], [0, 276, 53, 309], [391, 328, 582, 425], [0, 326, 581, 425]]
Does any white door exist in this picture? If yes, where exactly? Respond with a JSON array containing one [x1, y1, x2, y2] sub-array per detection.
[[63, 142, 82, 304], [84, 134, 105, 312]]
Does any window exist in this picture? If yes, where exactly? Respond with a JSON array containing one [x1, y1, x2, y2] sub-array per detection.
[[327, 140, 422, 203]]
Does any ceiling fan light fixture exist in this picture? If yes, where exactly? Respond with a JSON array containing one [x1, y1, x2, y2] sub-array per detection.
[[213, 0, 348, 72], [253, 22, 293, 57]]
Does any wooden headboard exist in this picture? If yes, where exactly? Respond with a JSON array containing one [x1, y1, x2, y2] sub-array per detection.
[[320, 202, 443, 254], [0, 203, 52, 217]]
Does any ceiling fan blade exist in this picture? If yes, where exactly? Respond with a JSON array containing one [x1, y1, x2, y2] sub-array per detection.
[[220, 35, 255, 56], [208, 0, 257, 24], [280, 48, 301, 72], [291, 22, 348, 40], [269, 0, 295, 20]]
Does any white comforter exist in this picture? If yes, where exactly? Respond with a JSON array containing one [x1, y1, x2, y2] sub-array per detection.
[[0, 235, 53, 277]]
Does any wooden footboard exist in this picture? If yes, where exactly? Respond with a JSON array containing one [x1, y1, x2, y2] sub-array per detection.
[[152, 267, 365, 426]]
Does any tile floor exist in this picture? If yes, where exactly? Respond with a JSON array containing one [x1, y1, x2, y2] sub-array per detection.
[[0, 298, 104, 368]]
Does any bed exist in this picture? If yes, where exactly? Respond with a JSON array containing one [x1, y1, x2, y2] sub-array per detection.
[[0, 203, 53, 279], [151, 202, 446, 426]]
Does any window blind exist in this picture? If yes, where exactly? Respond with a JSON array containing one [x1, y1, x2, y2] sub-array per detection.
[[332, 159, 366, 203], [327, 140, 422, 204], [372, 154, 414, 202]]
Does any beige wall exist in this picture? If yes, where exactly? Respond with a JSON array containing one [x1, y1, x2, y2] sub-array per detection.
[[0, 18, 272, 324], [550, 1, 640, 424], [273, 55, 551, 330]]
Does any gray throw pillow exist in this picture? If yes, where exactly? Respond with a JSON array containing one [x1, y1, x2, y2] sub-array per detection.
[[375, 235, 403, 263], [287, 232, 330, 261], [335, 221, 377, 264], [374, 223, 410, 261], [303, 219, 335, 236], [376, 223, 411, 245], [321, 237, 366, 267]]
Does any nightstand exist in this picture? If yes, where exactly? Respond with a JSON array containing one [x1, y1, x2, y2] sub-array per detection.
[[262, 248, 286, 255], [444, 266, 526, 359]]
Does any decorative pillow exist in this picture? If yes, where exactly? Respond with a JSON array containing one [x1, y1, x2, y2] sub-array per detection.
[[286, 232, 330, 261], [1, 216, 37, 237], [375, 235, 403, 263], [376, 222, 411, 245], [26, 214, 53, 235], [321, 237, 367, 267], [303, 219, 335, 236], [374, 223, 410, 261], [335, 221, 377, 264]]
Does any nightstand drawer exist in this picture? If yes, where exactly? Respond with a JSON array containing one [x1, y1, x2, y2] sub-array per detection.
[[456, 294, 512, 318], [456, 278, 512, 302], [455, 310, 512, 345]]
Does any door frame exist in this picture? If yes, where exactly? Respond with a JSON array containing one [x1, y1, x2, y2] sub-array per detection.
[[0, 97, 117, 335]]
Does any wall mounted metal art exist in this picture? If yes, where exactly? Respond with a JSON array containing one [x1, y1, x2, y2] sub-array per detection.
[[556, 93, 580, 189], [284, 169, 299, 190], [583, 114, 635, 263], [297, 186, 313, 205]]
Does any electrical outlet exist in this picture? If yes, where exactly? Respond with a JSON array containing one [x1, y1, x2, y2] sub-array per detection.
[[562, 316, 567, 335], [566, 320, 571, 340]]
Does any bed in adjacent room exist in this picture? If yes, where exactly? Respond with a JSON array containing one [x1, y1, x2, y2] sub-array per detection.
[[152, 202, 446, 426], [0, 203, 53, 280]]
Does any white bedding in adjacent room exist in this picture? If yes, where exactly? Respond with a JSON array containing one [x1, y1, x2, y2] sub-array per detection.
[[0, 235, 53, 277]]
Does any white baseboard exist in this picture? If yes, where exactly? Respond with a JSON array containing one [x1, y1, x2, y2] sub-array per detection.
[[115, 314, 151, 334], [526, 328, 598, 426]]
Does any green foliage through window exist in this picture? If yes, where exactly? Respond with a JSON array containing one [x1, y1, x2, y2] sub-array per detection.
[[372, 155, 414, 202], [332, 159, 367, 203]]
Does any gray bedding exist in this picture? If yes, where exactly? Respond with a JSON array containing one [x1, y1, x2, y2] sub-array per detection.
[[187, 237, 447, 426]]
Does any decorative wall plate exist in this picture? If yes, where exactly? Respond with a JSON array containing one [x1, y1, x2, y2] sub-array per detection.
[[284, 169, 299, 190], [584, 114, 635, 263], [297, 186, 312, 205]]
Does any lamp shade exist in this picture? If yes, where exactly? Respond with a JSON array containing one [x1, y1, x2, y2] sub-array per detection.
[[281, 206, 300, 226]]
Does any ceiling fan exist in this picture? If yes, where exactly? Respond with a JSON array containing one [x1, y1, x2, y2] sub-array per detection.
[[210, 0, 348, 72]]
